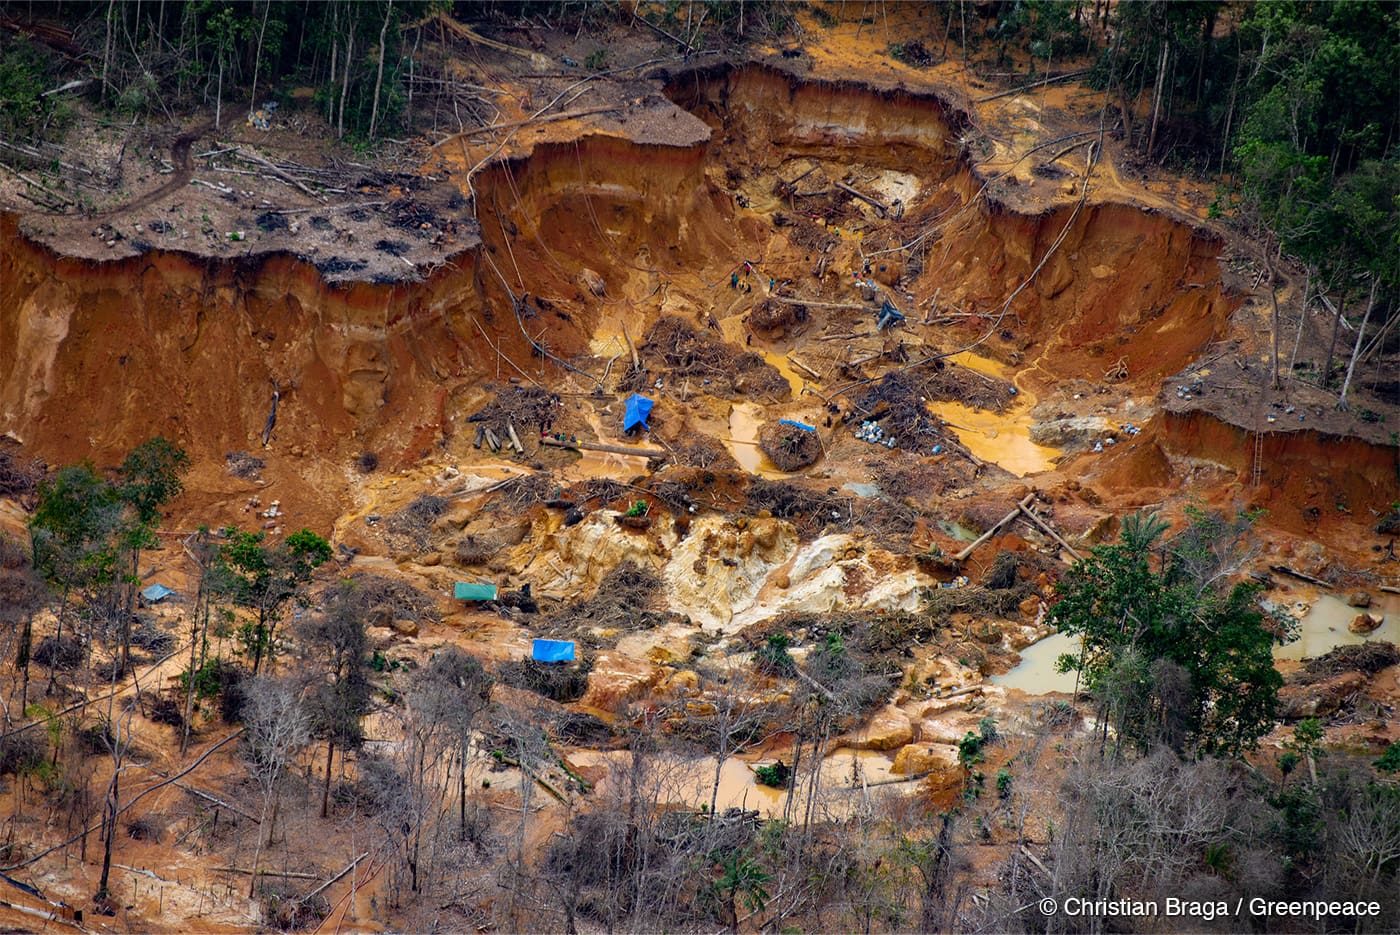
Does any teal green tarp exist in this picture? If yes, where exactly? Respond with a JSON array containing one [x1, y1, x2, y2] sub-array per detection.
[[454, 582, 498, 601], [532, 639, 575, 663]]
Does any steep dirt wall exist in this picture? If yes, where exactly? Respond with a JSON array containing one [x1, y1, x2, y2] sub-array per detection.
[[472, 132, 739, 344], [0, 213, 488, 470], [1161, 410, 1400, 541], [665, 63, 966, 174], [922, 188, 1235, 388], [663, 63, 1234, 390]]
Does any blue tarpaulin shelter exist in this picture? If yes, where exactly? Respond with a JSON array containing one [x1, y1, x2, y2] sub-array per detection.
[[623, 393, 654, 432], [141, 583, 174, 603], [876, 300, 906, 330], [454, 582, 498, 601], [532, 639, 576, 663]]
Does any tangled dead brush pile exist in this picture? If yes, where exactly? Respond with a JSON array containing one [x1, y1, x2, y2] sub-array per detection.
[[673, 434, 740, 471], [642, 316, 791, 400], [0, 443, 41, 503], [470, 385, 561, 434], [745, 479, 851, 537], [494, 473, 556, 512], [869, 455, 980, 503], [850, 361, 1012, 450], [749, 297, 808, 336], [539, 561, 666, 648], [337, 573, 442, 625], [758, 420, 822, 471], [386, 494, 448, 549], [1295, 641, 1399, 684]]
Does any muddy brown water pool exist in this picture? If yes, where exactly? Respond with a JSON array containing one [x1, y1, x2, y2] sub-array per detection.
[[569, 747, 905, 819], [990, 632, 1081, 695], [1274, 593, 1400, 662]]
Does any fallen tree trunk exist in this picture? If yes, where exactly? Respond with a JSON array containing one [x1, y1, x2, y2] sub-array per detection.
[[1270, 565, 1329, 587], [1017, 503, 1083, 562], [954, 495, 1035, 561], [539, 437, 665, 458], [835, 181, 889, 216]]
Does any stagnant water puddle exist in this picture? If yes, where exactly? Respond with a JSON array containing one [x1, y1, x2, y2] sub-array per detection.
[[1274, 593, 1400, 662], [727, 401, 789, 477], [989, 632, 1081, 694], [993, 591, 1400, 693], [928, 351, 1062, 477]]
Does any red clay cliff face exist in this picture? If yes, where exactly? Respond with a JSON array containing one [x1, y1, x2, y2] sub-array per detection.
[[3, 63, 1394, 550], [0, 212, 490, 484], [1161, 410, 1400, 541]]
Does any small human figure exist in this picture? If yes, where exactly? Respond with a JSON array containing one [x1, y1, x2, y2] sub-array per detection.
[[730, 272, 739, 289]]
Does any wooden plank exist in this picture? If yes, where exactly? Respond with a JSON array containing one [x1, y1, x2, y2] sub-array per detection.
[[1018, 504, 1083, 562], [953, 494, 1035, 562], [1270, 565, 1329, 587], [539, 437, 665, 458]]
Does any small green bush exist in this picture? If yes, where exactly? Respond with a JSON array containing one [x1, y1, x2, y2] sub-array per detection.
[[756, 633, 795, 676], [958, 730, 983, 767], [754, 761, 791, 788]]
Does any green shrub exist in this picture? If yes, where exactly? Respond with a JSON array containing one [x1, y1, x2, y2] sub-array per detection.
[[754, 761, 791, 788], [958, 731, 983, 767], [1376, 740, 1400, 774], [756, 633, 795, 676], [0, 37, 54, 136]]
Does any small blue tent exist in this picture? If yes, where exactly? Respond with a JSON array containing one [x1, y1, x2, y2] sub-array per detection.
[[623, 393, 655, 432], [141, 583, 174, 603], [532, 639, 576, 663]]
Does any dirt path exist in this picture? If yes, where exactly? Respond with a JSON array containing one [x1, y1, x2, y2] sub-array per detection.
[[92, 123, 210, 221]]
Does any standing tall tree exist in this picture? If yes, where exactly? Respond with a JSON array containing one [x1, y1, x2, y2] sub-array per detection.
[[298, 581, 374, 819], [243, 676, 310, 898], [1051, 509, 1284, 758], [114, 437, 189, 672], [219, 527, 332, 674], [28, 464, 122, 694], [0, 535, 46, 722]]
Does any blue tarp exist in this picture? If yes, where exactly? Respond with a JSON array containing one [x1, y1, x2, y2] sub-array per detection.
[[876, 300, 906, 330], [532, 639, 576, 663], [623, 393, 654, 432], [141, 583, 174, 603], [454, 582, 498, 601], [779, 418, 816, 433]]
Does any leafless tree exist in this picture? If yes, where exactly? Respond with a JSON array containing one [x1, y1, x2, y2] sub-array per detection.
[[243, 676, 310, 898], [296, 582, 372, 819], [0, 535, 46, 724]]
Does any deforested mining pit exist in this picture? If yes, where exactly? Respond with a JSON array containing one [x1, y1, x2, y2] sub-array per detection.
[[1, 4, 1397, 932]]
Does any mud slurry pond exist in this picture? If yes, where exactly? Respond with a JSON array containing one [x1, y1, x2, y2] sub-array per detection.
[[569, 748, 903, 819], [929, 352, 1062, 477], [991, 632, 1081, 695], [1274, 593, 1400, 662]]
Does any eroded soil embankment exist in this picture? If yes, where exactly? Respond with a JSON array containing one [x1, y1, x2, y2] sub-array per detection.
[[4, 63, 1391, 534], [2, 212, 512, 525], [1162, 410, 1400, 538], [661, 63, 1238, 388]]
